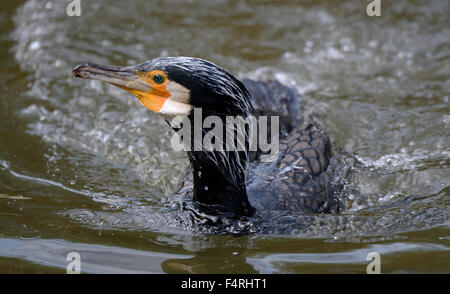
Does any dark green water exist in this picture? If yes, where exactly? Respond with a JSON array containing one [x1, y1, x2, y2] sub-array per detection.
[[0, 0, 448, 273]]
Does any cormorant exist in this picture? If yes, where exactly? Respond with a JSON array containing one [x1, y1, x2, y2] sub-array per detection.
[[72, 57, 341, 219]]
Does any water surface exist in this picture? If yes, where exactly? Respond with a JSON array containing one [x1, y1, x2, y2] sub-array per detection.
[[0, 0, 449, 273]]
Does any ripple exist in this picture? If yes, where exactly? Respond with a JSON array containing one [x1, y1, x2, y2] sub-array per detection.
[[0, 238, 191, 273]]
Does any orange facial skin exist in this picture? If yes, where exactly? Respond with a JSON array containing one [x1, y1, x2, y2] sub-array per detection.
[[114, 70, 170, 112]]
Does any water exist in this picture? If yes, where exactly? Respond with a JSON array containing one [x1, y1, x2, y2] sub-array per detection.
[[0, 0, 449, 273]]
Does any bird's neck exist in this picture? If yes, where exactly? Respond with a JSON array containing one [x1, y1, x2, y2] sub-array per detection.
[[170, 108, 255, 217], [187, 150, 254, 217]]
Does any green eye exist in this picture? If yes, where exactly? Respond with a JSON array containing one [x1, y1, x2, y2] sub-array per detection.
[[153, 74, 164, 84]]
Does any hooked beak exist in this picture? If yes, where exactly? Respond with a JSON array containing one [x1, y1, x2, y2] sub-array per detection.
[[72, 63, 170, 112], [72, 63, 150, 92]]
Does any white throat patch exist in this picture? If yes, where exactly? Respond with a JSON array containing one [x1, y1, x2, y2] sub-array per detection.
[[158, 80, 192, 126]]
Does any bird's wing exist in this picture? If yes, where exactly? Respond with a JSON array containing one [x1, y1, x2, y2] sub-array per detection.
[[242, 79, 303, 124]]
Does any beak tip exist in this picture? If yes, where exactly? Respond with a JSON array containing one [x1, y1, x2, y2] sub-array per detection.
[[72, 63, 90, 78]]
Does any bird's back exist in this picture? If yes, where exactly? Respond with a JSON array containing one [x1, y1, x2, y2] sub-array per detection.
[[243, 79, 341, 213]]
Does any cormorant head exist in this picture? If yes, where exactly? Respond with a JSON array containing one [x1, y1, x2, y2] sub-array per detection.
[[72, 57, 253, 124]]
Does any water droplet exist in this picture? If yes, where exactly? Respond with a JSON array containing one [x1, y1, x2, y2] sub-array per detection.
[[29, 41, 40, 51], [204, 186, 208, 191]]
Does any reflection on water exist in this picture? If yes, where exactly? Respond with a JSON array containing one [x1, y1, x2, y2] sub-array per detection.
[[0, 0, 449, 273], [0, 237, 191, 273]]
